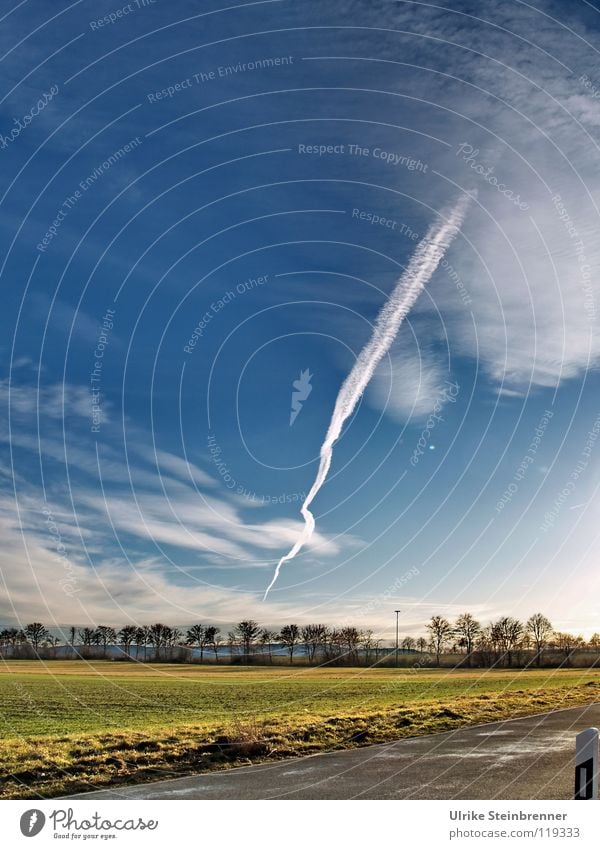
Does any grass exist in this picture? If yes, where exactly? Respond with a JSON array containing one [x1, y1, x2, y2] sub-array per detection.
[[1, 660, 599, 799]]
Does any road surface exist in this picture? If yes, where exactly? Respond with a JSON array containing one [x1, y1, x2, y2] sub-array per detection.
[[69, 702, 599, 800]]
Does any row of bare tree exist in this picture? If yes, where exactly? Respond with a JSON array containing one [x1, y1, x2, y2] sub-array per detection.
[[0, 621, 380, 664], [1, 614, 597, 667], [424, 613, 599, 667]]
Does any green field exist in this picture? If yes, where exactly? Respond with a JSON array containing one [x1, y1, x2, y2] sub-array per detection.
[[1, 661, 599, 798]]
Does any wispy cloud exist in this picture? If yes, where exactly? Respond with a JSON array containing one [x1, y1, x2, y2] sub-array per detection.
[[311, 1, 600, 394], [368, 334, 451, 422], [0, 378, 102, 421], [0, 380, 362, 623]]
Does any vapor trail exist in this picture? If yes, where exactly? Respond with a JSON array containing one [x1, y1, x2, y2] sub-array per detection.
[[263, 195, 472, 599]]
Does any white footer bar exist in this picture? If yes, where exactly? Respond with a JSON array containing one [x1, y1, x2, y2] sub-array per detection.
[[1, 799, 598, 848]]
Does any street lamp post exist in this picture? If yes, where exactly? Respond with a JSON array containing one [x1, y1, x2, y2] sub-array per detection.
[[395, 610, 401, 668]]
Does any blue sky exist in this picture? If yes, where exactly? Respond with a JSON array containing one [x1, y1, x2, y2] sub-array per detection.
[[1, 0, 600, 638]]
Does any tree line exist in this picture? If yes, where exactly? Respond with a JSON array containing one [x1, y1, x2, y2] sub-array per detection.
[[0, 621, 381, 664], [1, 613, 598, 667], [425, 612, 599, 667]]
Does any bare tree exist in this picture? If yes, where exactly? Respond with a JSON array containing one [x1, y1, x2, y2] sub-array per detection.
[[526, 613, 553, 667], [205, 626, 221, 662], [227, 630, 238, 657], [95, 625, 117, 658], [344, 626, 361, 651], [78, 627, 95, 658], [280, 624, 300, 664], [491, 617, 524, 667], [167, 627, 183, 660], [135, 626, 150, 661], [44, 634, 61, 658], [474, 625, 495, 666], [302, 624, 328, 662], [339, 626, 361, 664], [401, 636, 416, 652], [427, 616, 453, 665], [148, 623, 171, 661], [326, 628, 345, 663], [454, 613, 481, 666], [416, 636, 428, 653], [233, 620, 260, 662], [118, 625, 137, 659], [554, 632, 584, 666], [259, 629, 278, 663], [69, 626, 76, 653], [371, 636, 384, 664], [360, 629, 375, 665], [24, 622, 49, 654], [0, 628, 25, 656], [186, 625, 206, 663]]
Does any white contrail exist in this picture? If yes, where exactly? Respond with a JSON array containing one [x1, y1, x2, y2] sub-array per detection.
[[263, 195, 472, 599]]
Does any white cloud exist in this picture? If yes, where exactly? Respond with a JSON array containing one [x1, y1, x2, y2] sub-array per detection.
[[0, 379, 363, 623], [0, 496, 364, 629], [131, 444, 215, 489], [83, 489, 358, 563], [368, 335, 451, 422], [0, 379, 104, 422], [317, 1, 600, 395]]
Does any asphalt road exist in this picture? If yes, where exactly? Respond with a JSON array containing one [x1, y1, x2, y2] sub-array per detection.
[[70, 703, 600, 800]]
